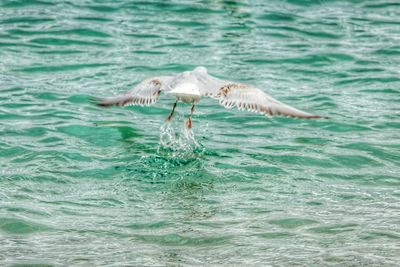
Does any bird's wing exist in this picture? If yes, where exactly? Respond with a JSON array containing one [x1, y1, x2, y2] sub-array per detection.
[[195, 73, 228, 98], [200, 77, 322, 119], [98, 76, 173, 107]]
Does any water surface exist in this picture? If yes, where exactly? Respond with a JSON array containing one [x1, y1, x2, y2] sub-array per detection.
[[1, 0, 400, 266]]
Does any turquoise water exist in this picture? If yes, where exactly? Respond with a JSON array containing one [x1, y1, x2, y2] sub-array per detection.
[[1, 0, 400, 265]]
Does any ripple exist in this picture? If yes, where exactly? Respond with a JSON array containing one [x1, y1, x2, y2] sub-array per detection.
[[258, 12, 296, 22], [132, 50, 167, 55], [364, 2, 400, 9], [372, 46, 400, 55], [264, 25, 342, 39], [330, 154, 382, 168], [309, 223, 359, 234], [360, 231, 400, 240], [16, 63, 114, 73], [8, 262, 55, 267], [134, 233, 231, 246], [1, 0, 54, 8], [2, 206, 51, 218], [340, 142, 400, 165], [57, 124, 124, 147], [255, 232, 294, 239], [0, 17, 54, 25], [29, 38, 111, 47], [334, 76, 400, 85], [166, 20, 210, 28], [123, 221, 171, 230], [294, 136, 330, 145], [268, 218, 318, 229], [8, 28, 111, 38], [317, 173, 400, 186], [244, 54, 337, 66], [0, 217, 53, 234], [323, 122, 371, 132], [86, 5, 120, 13], [268, 154, 337, 168]]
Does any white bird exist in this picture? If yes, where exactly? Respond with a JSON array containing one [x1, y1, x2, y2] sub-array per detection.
[[98, 66, 325, 128]]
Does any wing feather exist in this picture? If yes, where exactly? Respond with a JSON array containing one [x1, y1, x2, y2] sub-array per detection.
[[98, 76, 173, 107], [216, 83, 323, 119]]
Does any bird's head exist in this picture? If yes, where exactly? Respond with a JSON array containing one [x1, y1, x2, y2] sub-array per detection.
[[194, 66, 207, 75]]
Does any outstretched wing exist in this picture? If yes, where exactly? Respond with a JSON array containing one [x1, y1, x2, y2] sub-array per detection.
[[98, 76, 173, 107], [197, 73, 323, 119], [216, 83, 323, 119]]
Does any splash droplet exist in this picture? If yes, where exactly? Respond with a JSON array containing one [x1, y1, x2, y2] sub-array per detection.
[[158, 122, 203, 159]]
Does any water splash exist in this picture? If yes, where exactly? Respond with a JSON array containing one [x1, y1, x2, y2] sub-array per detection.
[[158, 121, 204, 160]]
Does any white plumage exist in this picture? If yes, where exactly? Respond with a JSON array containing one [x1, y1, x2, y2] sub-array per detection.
[[98, 66, 325, 128]]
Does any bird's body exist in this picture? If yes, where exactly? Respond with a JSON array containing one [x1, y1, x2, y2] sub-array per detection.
[[98, 66, 325, 128], [168, 82, 202, 103]]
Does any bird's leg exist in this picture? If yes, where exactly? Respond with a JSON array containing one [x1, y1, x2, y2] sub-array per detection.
[[185, 104, 195, 129], [166, 101, 177, 121]]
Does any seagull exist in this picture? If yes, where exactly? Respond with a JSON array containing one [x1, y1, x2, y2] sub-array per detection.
[[98, 66, 325, 128]]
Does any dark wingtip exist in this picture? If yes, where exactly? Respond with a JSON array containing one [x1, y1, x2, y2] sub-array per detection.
[[315, 115, 330, 119], [89, 97, 110, 107], [97, 101, 110, 107], [305, 114, 330, 119]]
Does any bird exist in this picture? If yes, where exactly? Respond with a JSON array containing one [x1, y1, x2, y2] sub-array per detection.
[[98, 66, 325, 128]]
